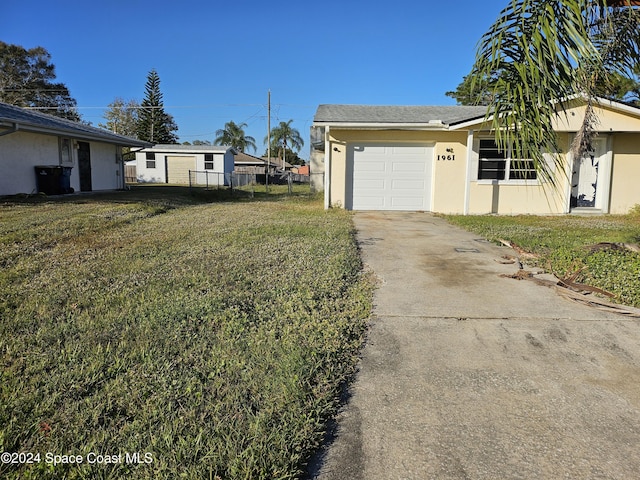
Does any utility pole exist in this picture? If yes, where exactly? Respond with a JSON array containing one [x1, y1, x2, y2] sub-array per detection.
[[266, 90, 271, 190]]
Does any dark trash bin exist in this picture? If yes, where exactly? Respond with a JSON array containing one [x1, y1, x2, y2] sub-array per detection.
[[60, 166, 73, 194], [35, 165, 73, 195]]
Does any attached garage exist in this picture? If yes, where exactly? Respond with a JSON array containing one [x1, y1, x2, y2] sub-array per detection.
[[166, 156, 196, 184], [347, 143, 433, 210]]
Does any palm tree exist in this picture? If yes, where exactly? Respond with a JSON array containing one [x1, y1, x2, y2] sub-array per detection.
[[214, 121, 257, 153], [470, 0, 640, 186], [264, 120, 304, 168]]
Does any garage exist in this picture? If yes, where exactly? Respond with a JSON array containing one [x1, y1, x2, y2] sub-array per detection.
[[166, 156, 196, 184], [347, 143, 433, 210]]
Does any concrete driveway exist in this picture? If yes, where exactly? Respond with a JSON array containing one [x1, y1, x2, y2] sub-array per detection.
[[311, 212, 640, 480]]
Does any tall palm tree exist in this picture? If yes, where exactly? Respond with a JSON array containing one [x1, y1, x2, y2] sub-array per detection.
[[470, 0, 640, 186], [214, 121, 257, 153], [264, 120, 304, 167]]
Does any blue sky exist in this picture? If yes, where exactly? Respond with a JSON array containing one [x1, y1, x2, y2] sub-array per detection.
[[2, 1, 507, 158]]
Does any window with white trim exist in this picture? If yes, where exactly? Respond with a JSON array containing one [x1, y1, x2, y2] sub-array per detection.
[[204, 153, 214, 170], [478, 139, 537, 181], [146, 152, 156, 169]]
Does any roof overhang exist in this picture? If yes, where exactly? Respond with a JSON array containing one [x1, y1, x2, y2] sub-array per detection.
[[140, 145, 230, 153], [0, 119, 152, 147]]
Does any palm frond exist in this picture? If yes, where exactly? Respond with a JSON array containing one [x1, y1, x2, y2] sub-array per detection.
[[471, 0, 640, 187]]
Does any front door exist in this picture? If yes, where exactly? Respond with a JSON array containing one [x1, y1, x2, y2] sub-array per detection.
[[77, 141, 92, 192], [571, 138, 606, 209]]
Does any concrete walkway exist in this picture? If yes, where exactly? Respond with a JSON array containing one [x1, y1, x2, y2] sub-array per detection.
[[311, 212, 640, 480]]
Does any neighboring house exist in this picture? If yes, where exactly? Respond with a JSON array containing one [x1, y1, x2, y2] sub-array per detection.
[[135, 144, 234, 186], [311, 98, 640, 214], [292, 165, 309, 175], [234, 150, 268, 174], [0, 101, 150, 196], [233, 150, 294, 174]]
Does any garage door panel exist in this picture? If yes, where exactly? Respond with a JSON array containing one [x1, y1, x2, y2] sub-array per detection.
[[391, 197, 425, 208], [353, 195, 386, 209], [357, 179, 387, 190], [392, 162, 426, 173], [391, 179, 424, 190], [357, 160, 387, 173], [391, 146, 429, 155], [350, 143, 432, 211]]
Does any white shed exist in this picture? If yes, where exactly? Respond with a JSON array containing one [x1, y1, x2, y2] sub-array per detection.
[[135, 144, 235, 186]]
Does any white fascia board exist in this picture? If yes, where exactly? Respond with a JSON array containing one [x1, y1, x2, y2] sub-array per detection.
[[145, 146, 230, 154], [449, 116, 493, 131], [312, 122, 449, 131]]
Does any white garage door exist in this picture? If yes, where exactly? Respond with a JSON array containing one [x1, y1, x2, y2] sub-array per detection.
[[349, 144, 433, 211]]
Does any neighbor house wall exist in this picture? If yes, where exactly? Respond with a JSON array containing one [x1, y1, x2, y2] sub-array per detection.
[[88, 142, 120, 191], [0, 131, 60, 195], [0, 131, 122, 195]]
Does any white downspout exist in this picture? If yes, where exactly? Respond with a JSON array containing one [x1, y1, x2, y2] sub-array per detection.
[[464, 129, 474, 215], [324, 126, 331, 209]]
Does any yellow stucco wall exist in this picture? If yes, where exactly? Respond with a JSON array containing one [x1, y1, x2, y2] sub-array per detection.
[[467, 182, 568, 215], [432, 136, 468, 213], [553, 100, 640, 132], [610, 134, 640, 214]]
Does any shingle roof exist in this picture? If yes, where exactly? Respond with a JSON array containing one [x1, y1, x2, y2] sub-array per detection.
[[0, 101, 151, 147], [314, 104, 489, 126]]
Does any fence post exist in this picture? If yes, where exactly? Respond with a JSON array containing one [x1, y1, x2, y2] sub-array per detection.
[[189, 170, 192, 194]]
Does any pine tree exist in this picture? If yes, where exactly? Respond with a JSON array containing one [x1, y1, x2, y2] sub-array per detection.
[[136, 69, 178, 143]]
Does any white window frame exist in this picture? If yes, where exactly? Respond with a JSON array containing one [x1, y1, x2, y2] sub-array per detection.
[[59, 138, 73, 166], [145, 152, 156, 169], [473, 137, 540, 185]]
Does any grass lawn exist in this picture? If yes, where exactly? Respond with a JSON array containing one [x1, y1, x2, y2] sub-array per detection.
[[0, 186, 373, 479], [445, 211, 640, 307]]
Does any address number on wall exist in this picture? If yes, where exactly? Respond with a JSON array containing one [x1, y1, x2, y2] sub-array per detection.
[[437, 155, 456, 161]]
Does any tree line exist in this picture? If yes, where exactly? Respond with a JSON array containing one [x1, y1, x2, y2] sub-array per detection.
[[0, 41, 305, 163]]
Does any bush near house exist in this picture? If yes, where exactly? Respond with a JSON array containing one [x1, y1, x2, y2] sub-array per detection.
[[445, 210, 640, 307], [0, 187, 373, 479]]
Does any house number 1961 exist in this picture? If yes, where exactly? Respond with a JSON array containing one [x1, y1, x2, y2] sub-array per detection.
[[437, 154, 456, 161]]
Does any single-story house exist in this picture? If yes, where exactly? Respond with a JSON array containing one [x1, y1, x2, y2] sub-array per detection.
[[234, 150, 269, 174], [0, 101, 151, 196], [233, 150, 294, 174], [311, 97, 640, 214], [135, 144, 234, 186]]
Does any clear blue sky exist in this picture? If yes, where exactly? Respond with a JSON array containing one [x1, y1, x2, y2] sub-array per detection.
[[2, 0, 507, 159]]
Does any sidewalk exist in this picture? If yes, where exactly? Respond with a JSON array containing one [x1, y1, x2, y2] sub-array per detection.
[[310, 212, 640, 479]]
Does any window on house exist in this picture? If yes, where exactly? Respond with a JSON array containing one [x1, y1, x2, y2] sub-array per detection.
[[204, 153, 214, 170], [478, 139, 537, 181], [59, 138, 72, 165], [146, 152, 156, 169]]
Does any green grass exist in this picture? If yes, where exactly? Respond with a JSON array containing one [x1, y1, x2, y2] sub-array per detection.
[[0, 186, 373, 479], [444, 212, 640, 307]]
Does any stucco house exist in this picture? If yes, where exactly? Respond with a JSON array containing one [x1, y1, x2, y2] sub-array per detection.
[[135, 144, 234, 186], [311, 97, 640, 214], [0, 101, 151, 196]]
